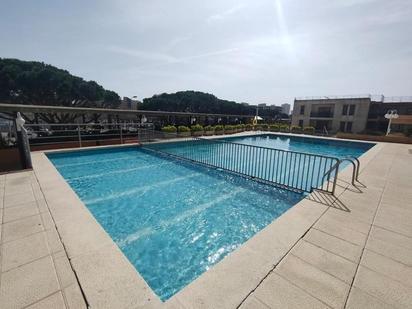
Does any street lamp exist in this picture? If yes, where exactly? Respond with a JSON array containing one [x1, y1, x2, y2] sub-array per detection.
[[384, 109, 399, 136]]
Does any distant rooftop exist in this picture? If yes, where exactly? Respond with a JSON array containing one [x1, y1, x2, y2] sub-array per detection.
[[295, 94, 412, 103]]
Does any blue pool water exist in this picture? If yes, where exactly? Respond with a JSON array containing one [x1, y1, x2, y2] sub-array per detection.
[[146, 134, 374, 193], [48, 135, 373, 300], [222, 134, 374, 158], [48, 147, 303, 300]]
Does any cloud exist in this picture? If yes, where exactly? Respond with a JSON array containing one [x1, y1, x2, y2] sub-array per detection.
[[106, 46, 177, 63], [107, 45, 241, 69], [207, 3, 247, 22]]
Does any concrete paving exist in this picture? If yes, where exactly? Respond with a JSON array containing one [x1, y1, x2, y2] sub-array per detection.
[[0, 139, 411, 308], [239, 142, 412, 309], [0, 172, 87, 309]]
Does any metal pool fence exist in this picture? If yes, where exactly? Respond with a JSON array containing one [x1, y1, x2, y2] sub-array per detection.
[[24, 123, 165, 150], [142, 137, 341, 194]]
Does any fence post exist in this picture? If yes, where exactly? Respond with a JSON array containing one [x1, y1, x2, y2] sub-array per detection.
[[120, 123, 123, 144], [77, 125, 82, 147]]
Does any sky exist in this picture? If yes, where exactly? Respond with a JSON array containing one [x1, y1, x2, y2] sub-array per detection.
[[1, 0, 411, 105]]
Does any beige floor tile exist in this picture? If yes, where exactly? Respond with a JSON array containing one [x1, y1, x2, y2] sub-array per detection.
[[374, 214, 412, 238], [160, 298, 188, 309], [41, 211, 55, 230], [63, 284, 87, 309], [4, 190, 36, 208], [319, 210, 371, 234], [1, 232, 50, 271], [56, 214, 113, 258], [70, 244, 157, 309], [346, 287, 395, 309], [4, 183, 33, 196], [353, 266, 412, 309], [26, 292, 66, 309], [5, 176, 32, 187], [45, 227, 65, 253], [2, 201, 39, 223], [376, 207, 412, 226], [361, 249, 412, 287], [174, 245, 274, 309], [37, 198, 49, 213], [53, 251, 77, 288], [313, 219, 367, 246], [275, 255, 350, 308], [291, 240, 357, 284], [369, 226, 412, 251], [366, 237, 412, 266], [304, 228, 362, 263], [2, 215, 44, 243], [239, 296, 270, 309], [252, 273, 329, 309], [0, 256, 60, 309]]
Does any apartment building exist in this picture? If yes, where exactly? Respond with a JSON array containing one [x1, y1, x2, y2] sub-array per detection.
[[291, 95, 412, 134]]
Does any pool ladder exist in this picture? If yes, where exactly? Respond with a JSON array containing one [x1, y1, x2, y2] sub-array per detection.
[[322, 157, 360, 194]]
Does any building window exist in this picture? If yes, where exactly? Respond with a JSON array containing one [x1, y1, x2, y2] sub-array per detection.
[[339, 121, 353, 132], [299, 120, 303, 127], [343, 104, 356, 116], [300, 105, 305, 115], [349, 105, 356, 115]]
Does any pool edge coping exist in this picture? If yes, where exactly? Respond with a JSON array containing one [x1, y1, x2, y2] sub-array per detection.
[[30, 133, 384, 308]]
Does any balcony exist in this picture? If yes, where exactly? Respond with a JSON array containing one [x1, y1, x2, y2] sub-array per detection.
[[310, 111, 334, 118]]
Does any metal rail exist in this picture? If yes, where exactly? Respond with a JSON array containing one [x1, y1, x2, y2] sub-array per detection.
[[322, 156, 360, 187], [142, 137, 340, 194], [24, 123, 163, 149]]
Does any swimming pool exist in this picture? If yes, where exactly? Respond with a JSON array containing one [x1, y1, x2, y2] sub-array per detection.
[[47, 135, 373, 301], [48, 147, 303, 300]]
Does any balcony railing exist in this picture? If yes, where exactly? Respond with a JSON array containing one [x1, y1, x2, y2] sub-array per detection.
[[310, 112, 334, 118]]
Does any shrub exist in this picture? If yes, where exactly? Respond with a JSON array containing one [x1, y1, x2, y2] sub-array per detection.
[[404, 126, 412, 137], [279, 125, 290, 132], [245, 123, 253, 130], [177, 125, 190, 132], [214, 125, 224, 131], [303, 126, 315, 134], [224, 125, 235, 131], [204, 125, 214, 131], [161, 125, 177, 133], [269, 124, 280, 131], [261, 123, 269, 130], [362, 130, 384, 136], [191, 124, 203, 132], [291, 126, 302, 133]]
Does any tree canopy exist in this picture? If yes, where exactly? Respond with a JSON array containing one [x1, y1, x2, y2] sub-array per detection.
[[0, 58, 120, 108], [141, 91, 283, 117], [142, 91, 256, 115]]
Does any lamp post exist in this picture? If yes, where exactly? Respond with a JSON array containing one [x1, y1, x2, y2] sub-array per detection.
[[384, 109, 399, 136]]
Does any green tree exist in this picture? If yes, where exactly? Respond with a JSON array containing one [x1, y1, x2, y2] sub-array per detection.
[[0, 58, 121, 123]]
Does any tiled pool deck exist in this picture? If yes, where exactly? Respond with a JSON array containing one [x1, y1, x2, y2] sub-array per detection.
[[1, 133, 411, 308]]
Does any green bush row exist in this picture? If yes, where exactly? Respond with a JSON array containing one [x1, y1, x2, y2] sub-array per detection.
[[161, 124, 316, 134], [161, 124, 248, 132]]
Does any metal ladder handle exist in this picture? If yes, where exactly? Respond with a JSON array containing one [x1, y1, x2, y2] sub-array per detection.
[[322, 156, 360, 190], [348, 156, 360, 180]]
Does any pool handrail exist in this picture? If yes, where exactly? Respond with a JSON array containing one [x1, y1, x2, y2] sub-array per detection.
[[142, 136, 342, 195]]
